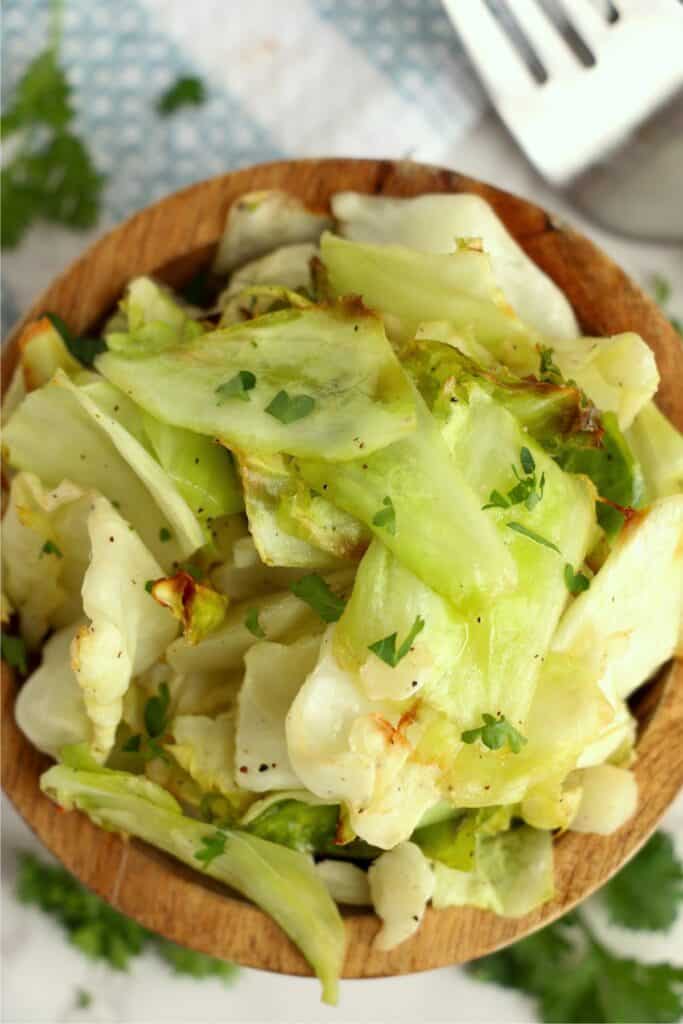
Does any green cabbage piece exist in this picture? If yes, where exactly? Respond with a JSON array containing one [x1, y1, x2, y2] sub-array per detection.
[[218, 242, 317, 325], [14, 623, 89, 758], [553, 495, 683, 703], [413, 806, 513, 872], [331, 192, 579, 340], [97, 303, 417, 461], [3, 374, 189, 566], [165, 711, 253, 816], [405, 341, 643, 538], [40, 756, 345, 1003], [213, 191, 332, 275], [244, 797, 339, 854], [165, 579, 350, 675], [142, 412, 243, 524], [432, 824, 554, 917], [71, 496, 178, 760], [18, 316, 83, 389], [105, 276, 204, 357], [235, 634, 321, 790], [235, 451, 346, 568], [1, 472, 92, 648], [626, 401, 683, 501], [299, 390, 517, 607], [321, 231, 540, 370]]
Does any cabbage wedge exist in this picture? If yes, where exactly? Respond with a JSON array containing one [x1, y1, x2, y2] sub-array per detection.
[[97, 303, 417, 461], [40, 754, 346, 1004]]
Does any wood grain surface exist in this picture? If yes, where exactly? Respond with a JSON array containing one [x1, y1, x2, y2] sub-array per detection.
[[2, 158, 682, 980]]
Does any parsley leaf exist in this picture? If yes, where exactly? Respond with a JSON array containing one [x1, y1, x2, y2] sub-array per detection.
[[75, 989, 92, 1009], [564, 563, 591, 594], [144, 580, 155, 594], [1, 45, 105, 249], [46, 312, 105, 367], [372, 496, 396, 535], [245, 607, 266, 638], [156, 75, 207, 116], [144, 681, 171, 739], [461, 713, 527, 754], [483, 448, 544, 513], [215, 370, 256, 403], [507, 521, 561, 554], [156, 939, 238, 981], [470, 910, 683, 1023], [40, 539, 63, 558], [290, 574, 346, 623], [368, 615, 425, 668], [16, 852, 238, 981], [538, 345, 563, 382], [1, 633, 28, 675], [159, 527, 172, 542], [265, 390, 316, 424], [194, 831, 227, 869], [602, 831, 683, 931]]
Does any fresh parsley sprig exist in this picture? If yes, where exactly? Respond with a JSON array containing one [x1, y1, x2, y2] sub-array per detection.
[[482, 447, 545, 513], [290, 574, 346, 623], [469, 831, 683, 1023], [461, 713, 527, 754], [372, 495, 396, 535], [156, 76, 207, 116], [368, 615, 425, 668]]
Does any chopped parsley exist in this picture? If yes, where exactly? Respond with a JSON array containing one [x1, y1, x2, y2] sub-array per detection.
[[144, 579, 155, 594], [372, 495, 396, 535], [461, 713, 527, 753], [75, 989, 92, 1009], [156, 75, 207, 116], [368, 615, 425, 668], [40, 539, 63, 558], [121, 734, 142, 753], [144, 681, 171, 739], [265, 390, 316, 424], [538, 345, 563, 382], [483, 447, 545, 513], [156, 939, 239, 981], [215, 370, 256, 403], [506, 521, 561, 554], [1, 633, 28, 675], [245, 607, 266, 638], [159, 527, 172, 542], [564, 563, 591, 594], [194, 831, 227, 869], [290, 574, 346, 623]]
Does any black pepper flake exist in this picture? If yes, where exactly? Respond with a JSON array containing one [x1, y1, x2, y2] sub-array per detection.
[[322, 483, 328, 490], [109, 536, 114, 543], [194, 458, 200, 465], [476, 616, 481, 623], [411, 680, 418, 688], [258, 763, 269, 772], [412, 915, 419, 922]]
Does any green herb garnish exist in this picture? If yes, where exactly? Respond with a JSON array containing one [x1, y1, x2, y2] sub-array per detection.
[[1, 43, 105, 249], [506, 521, 561, 554], [40, 539, 63, 558], [144, 681, 171, 739], [1, 633, 28, 674], [75, 989, 92, 1009], [564, 563, 590, 594], [483, 447, 545, 513], [159, 527, 172, 542], [290, 574, 346, 623], [372, 496, 396, 535], [215, 370, 256, 403], [265, 390, 316, 424], [144, 580, 155, 594], [368, 615, 425, 668], [245, 607, 266, 638], [194, 831, 227, 869], [538, 345, 563, 381], [461, 713, 527, 753], [156, 75, 207, 116]]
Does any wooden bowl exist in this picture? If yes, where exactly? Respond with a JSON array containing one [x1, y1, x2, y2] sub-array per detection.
[[2, 159, 682, 981]]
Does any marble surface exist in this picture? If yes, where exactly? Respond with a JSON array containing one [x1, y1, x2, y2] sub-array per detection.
[[2, 2, 683, 1019]]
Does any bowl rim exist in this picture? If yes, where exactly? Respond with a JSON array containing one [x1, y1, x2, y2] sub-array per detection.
[[2, 157, 682, 981]]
